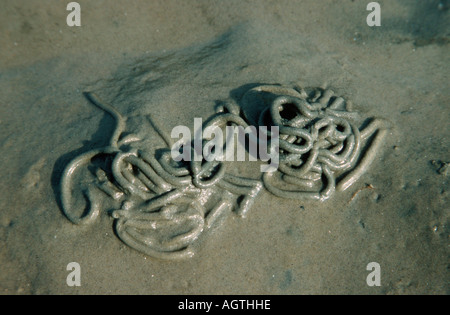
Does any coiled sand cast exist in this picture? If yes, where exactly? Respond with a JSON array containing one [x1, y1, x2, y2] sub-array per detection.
[[60, 84, 389, 259]]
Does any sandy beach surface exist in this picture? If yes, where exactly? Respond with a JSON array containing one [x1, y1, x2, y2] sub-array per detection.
[[0, 0, 448, 295]]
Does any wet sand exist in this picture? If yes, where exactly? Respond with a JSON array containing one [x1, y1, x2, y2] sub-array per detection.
[[0, 0, 448, 294]]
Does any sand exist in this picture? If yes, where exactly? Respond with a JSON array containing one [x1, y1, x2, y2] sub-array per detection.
[[0, 0, 448, 295]]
